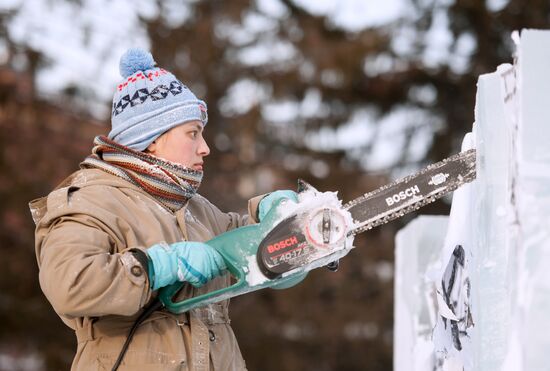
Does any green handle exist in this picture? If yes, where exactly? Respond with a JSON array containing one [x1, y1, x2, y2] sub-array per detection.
[[159, 198, 300, 313]]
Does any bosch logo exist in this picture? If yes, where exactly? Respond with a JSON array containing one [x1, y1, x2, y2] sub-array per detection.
[[385, 185, 420, 206], [267, 236, 299, 254]]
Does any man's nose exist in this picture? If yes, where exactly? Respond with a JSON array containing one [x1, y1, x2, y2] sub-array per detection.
[[198, 136, 210, 156]]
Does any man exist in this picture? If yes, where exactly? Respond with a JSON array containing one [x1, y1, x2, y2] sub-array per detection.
[[30, 48, 296, 370]]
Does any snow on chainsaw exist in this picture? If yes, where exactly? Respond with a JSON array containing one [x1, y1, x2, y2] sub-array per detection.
[[249, 186, 356, 285]]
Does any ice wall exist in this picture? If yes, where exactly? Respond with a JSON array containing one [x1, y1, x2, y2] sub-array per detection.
[[469, 61, 516, 370], [506, 29, 550, 370], [431, 132, 477, 370], [394, 216, 448, 371], [394, 29, 550, 371]]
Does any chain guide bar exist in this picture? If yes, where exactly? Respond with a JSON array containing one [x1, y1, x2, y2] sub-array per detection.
[[344, 149, 477, 235]]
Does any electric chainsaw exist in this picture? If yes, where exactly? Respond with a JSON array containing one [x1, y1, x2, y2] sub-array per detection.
[[159, 149, 477, 313]]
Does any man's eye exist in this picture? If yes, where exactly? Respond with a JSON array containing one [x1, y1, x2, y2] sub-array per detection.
[[190, 131, 198, 138]]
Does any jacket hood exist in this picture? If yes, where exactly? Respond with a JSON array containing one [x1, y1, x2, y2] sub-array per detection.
[[29, 169, 141, 226]]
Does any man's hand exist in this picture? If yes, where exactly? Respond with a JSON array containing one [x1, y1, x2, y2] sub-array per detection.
[[258, 190, 299, 221], [147, 241, 227, 290]]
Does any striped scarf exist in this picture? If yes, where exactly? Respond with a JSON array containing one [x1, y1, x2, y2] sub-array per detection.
[[80, 135, 202, 212]]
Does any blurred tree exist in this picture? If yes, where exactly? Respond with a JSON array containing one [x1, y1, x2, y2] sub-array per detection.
[[0, 0, 549, 370]]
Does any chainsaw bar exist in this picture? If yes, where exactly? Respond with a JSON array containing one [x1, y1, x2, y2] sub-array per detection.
[[345, 149, 477, 235]]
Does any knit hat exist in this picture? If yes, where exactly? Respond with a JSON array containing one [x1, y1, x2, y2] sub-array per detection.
[[108, 48, 208, 151]]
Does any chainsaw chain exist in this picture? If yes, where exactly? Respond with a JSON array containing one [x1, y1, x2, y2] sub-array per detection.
[[344, 149, 476, 235]]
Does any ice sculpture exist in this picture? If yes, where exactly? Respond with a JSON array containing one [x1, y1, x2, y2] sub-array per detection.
[[431, 133, 476, 371], [394, 29, 550, 371], [504, 29, 550, 371], [394, 215, 448, 371]]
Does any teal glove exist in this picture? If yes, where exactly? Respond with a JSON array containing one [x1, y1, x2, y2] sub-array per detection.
[[147, 241, 227, 290], [258, 190, 299, 221]]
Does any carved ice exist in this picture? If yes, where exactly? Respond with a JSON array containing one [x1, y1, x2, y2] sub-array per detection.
[[394, 29, 550, 371]]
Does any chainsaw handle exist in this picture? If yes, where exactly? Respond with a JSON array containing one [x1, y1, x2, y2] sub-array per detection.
[[158, 224, 256, 314]]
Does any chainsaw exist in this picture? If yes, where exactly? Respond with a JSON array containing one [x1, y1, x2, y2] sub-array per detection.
[[159, 149, 477, 313]]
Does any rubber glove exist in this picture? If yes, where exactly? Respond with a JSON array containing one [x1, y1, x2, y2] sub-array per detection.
[[258, 190, 299, 221], [146, 241, 227, 290]]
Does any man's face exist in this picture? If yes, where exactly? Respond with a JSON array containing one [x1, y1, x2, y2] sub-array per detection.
[[146, 120, 210, 171]]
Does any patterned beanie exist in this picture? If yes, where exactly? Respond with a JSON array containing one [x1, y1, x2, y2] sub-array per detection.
[[108, 48, 208, 151]]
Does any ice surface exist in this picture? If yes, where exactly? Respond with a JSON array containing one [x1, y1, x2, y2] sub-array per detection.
[[394, 215, 448, 371], [431, 133, 476, 371], [394, 29, 550, 371], [469, 61, 515, 371], [503, 29, 550, 371], [518, 30, 550, 164]]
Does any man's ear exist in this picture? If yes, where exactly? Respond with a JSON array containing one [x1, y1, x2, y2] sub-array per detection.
[[146, 140, 157, 154]]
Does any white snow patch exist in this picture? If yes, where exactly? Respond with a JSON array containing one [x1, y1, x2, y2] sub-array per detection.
[[245, 254, 269, 285]]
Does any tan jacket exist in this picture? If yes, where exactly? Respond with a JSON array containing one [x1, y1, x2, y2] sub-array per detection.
[[30, 169, 262, 371]]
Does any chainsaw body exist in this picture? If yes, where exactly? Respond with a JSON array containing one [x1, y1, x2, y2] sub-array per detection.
[[159, 189, 355, 314]]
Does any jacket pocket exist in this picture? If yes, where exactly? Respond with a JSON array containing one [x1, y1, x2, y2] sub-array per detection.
[[96, 350, 187, 371]]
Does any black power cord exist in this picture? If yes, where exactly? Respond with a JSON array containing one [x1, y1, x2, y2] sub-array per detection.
[[111, 299, 163, 371]]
